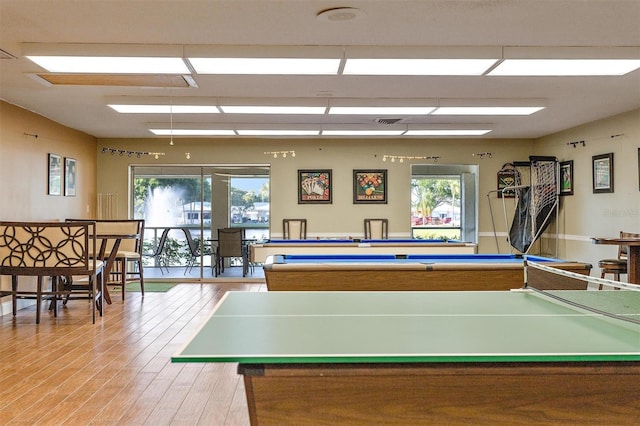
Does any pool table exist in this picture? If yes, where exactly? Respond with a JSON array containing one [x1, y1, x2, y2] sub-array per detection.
[[263, 253, 592, 291], [249, 238, 477, 264]]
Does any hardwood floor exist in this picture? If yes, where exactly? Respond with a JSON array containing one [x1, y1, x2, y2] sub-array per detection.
[[0, 282, 265, 425]]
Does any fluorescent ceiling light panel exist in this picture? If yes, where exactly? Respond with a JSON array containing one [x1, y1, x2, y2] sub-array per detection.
[[109, 104, 220, 113], [329, 106, 435, 115], [343, 59, 498, 75], [26, 56, 190, 74], [432, 106, 544, 115], [322, 130, 404, 136], [220, 106, 325, 114], [405, 129, 491, 136], [489, 59, 640, 76], [237, 130, 320, 136], [149, 129, 235, 136], [189, 58, 340, 74]]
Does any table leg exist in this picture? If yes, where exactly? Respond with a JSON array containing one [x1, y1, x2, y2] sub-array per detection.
[[628, 245, 640, 284]]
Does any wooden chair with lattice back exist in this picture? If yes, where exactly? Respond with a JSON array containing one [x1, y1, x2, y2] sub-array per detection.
[[283, 219, 307, 240], [364, 219, 389, 240], [598, 231, 640, 281]]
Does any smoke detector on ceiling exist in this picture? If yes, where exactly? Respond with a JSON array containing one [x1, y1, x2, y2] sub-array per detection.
[[317, 7, 364, 22]]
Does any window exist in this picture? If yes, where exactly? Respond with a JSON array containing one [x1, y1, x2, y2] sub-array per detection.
[[411, 164, 477, 242], [229, 176, 270, 227]]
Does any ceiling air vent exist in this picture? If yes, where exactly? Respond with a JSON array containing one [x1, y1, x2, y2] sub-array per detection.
[[375, 118, 404, 125], [0, 49, 16, 59]]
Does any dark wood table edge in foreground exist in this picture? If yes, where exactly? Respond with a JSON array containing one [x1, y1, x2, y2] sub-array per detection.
[[238, 361, 640, 425], [592, 237, 640, 284]]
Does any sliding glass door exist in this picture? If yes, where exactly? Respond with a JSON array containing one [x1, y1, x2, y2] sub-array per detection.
[[131, 164, 269, 280]]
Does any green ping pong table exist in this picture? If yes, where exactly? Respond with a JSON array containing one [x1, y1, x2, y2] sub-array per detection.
[[173, 290, 640, 425]]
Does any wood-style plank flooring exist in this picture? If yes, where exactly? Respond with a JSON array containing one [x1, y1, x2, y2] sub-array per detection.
[[0, 282, 265, 425]]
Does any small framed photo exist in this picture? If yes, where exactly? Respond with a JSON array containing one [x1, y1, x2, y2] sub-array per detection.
[[298, 169, 332, 204], [64, 157, 77, 196], [559, 160, 573, 196], [637, 148, 640, 191], [47, 153, 62, 196], [353, 169, 387, 204], [592, 153, 614, 194]]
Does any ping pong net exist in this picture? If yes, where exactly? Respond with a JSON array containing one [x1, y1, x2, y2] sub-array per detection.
[[525, 260, 640, 325]]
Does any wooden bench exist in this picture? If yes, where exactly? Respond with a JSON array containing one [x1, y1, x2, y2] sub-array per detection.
[[0, 221, 106, 324]]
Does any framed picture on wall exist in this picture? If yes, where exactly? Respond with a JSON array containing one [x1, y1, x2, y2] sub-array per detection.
[[637, 148, 640, 191], [47, 153, 62, 196], [496, 163, 519, 198], [353, 169, 387, 204], [298, 169, 332, 204], [559, 160, 574, 196], [64, 157, 77, 196], [592, 153, 614, 194]]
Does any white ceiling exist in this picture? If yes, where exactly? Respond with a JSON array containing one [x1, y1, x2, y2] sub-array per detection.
[[1, 0, 639, 140]]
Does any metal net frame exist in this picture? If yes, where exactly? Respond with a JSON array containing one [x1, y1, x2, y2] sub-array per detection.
[[487, 157, 559, 255]]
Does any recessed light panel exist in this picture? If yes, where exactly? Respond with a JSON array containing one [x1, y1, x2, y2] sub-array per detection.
[[322, 130, 404, 136], [189, 58, 340, 74], [343, 59, 498, 75], [237, 130, 320, 136], [220, 106, 325, 114], [26, 56, 190, 74], [109, 105, 220, 113], [149, 129, 235, 136], [432, 106, 544, 115], [489, 59, 640, 76], [329, 106, 435, 115], [405, 129, 491, 136]]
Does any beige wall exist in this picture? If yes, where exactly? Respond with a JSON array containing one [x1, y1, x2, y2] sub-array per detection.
[[0, 101, 97, 312], [0, 101, 97, 220], [97, 137, 533, 250], [534, 108, 640, 270], [3, 99, 638, 282], [98, 109, 639, 268]]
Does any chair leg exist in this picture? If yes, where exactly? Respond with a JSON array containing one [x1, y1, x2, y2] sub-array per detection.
[[36, 276, 43, 324], [137, 259, 144, 297], [95, 272, 104, 321], [11, 276, 18, 317], [120, 259, 126, 301], [50, 276, 58, 318]]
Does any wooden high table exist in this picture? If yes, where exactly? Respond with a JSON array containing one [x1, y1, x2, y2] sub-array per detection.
[[592, 237, 640, 284]]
